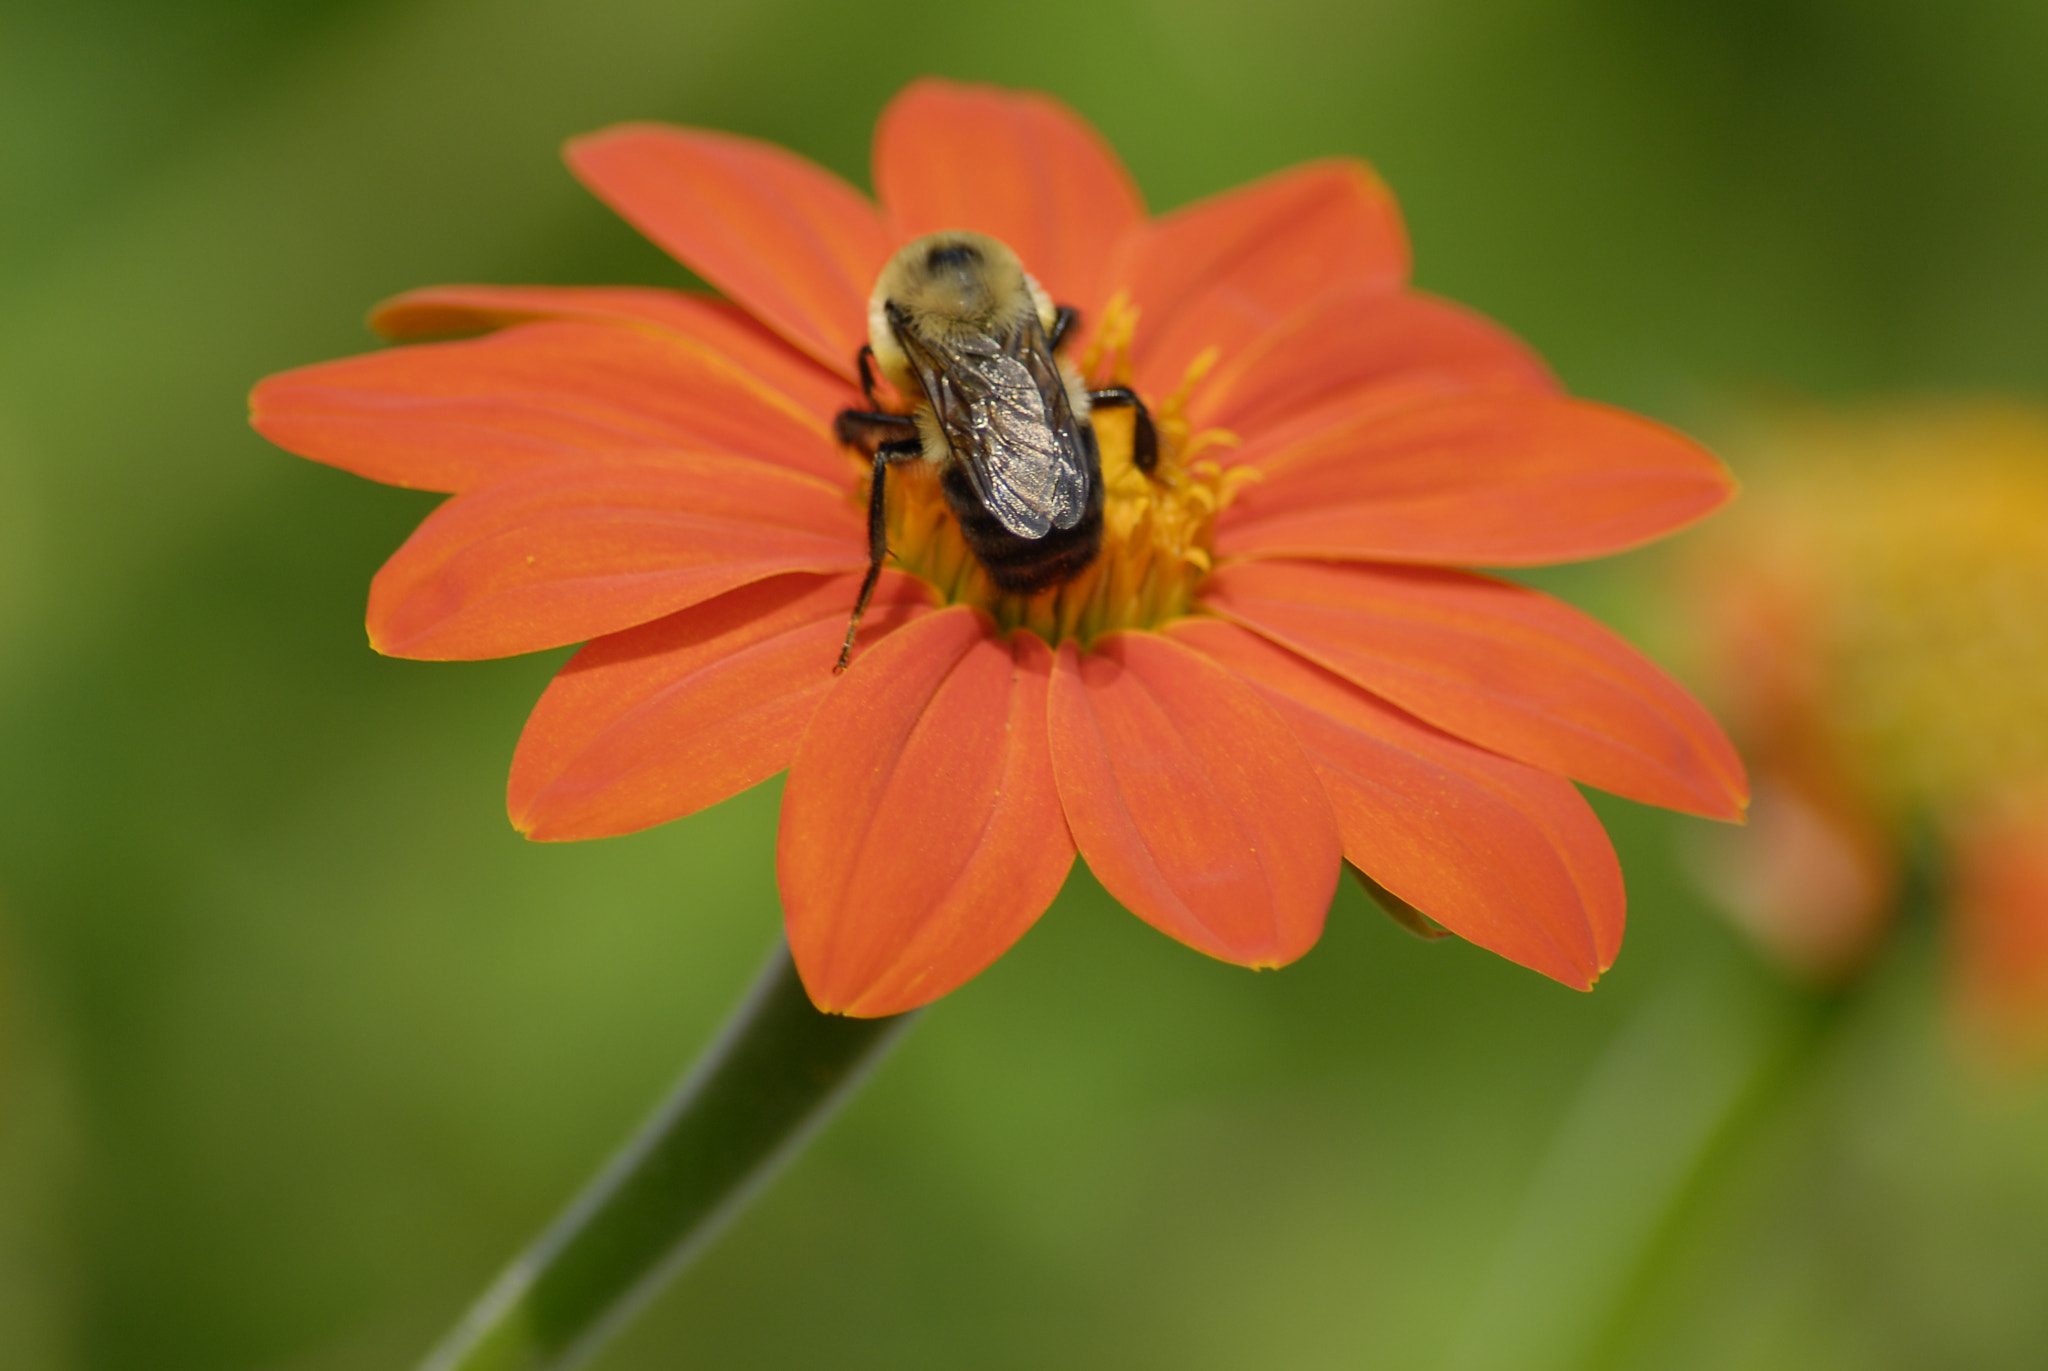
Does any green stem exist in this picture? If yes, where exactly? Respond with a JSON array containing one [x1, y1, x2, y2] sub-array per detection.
[[1443, 969, 1859, 1371], [420, 940, 919, 1371], [1578, 986, 1851, 1371], [1573, 864, 1946, 1368]]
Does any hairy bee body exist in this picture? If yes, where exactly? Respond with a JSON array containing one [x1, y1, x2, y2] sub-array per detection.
[[868, 232, 1102, 591], [833, 232, 1155, 669]]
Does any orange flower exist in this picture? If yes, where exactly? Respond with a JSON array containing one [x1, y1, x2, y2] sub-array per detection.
[[1683, 403, 2048, 1061], [250, 79, 1745, 1015]]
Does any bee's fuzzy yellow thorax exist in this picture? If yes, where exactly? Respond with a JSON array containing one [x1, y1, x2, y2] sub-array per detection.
[[866, 231, 1056, 396]]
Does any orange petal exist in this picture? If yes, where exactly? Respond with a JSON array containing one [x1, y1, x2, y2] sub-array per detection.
[[511, 571, 933, 841], [1949, 804, 2048, 1063], [1046, 632, 1339, 967], [367, 455, 864, 660], [1202, 560, 1749, 819], [565, 124, 891, 377], [1188, 286, 1556, 440], [874, 78, 1145, 317], [1118, 161, 1409, 396], [1169, 617, 1623, 985], [1217, 395, 1736, 567], [370, 284, 851, 423], [779, 610, 1075, 1017], [251, 320, 848, 493]]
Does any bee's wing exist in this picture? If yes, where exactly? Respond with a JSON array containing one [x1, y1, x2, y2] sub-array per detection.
[[899, 320, 1091, 540]]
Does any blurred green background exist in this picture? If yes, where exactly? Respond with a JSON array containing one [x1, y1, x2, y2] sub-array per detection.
[[4, 1, 2047, 1368]]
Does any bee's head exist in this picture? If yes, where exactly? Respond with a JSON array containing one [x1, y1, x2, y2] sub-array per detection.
[[866, 231, 1056, 391]]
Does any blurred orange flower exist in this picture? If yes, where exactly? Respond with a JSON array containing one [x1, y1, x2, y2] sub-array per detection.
[[251, 79, 1744, 1015], [1683, 402, 2048, 1060]]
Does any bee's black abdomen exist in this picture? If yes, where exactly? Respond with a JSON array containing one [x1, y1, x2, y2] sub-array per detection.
[[941, 465, 1104, 595]]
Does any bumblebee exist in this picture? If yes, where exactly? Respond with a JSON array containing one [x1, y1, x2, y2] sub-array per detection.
[[833, 231, 1157, 670]]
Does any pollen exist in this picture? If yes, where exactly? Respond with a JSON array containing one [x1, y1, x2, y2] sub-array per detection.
[[1737, 405, 2048, 820], [877, 292, 1255, 648]]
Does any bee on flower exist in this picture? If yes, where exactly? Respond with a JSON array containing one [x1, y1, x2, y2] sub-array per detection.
[[1678, 402, 2048, 1063], [251, 79, 1745, 1016]]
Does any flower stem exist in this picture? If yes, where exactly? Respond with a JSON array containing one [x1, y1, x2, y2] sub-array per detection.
[[1576, 984, 1851, 1371], [1442, 968, 1852, 1371], [419, 940, 919, 1371]]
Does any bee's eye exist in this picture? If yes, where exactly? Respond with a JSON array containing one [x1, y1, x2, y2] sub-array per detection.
[[923, 243, 982, 273]]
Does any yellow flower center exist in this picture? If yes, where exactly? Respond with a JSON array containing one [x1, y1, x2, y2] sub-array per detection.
[[867, 291, 1256, 647], [1742, 405, 2048, 819]]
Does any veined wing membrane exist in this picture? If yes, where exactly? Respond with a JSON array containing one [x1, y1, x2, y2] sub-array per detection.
[[895, 316, 1091, 539]]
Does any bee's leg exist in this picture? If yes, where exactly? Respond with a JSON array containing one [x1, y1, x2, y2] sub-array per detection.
[[837, 438, 924, 673], [834, 408, 919, 452], [1086, 387, 1159, 475], [856, 345, 883, 408], [1048, 305, 1080, 352]]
